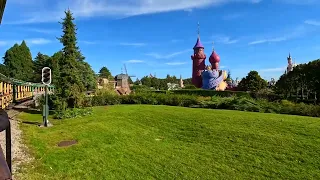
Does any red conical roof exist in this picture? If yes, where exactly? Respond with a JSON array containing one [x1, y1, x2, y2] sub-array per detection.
[[209, 50, 220, 63]]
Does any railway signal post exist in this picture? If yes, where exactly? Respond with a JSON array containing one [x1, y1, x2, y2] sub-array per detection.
[[41, 67, 52, 127]]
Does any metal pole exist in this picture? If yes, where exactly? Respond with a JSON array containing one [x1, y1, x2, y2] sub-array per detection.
[[5, 123, 11, 173], [44, 85, 48, 127]]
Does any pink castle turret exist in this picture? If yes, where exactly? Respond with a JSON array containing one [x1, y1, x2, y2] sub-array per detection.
[[191, 23, 206, 88], [209, 43, 220, 70]]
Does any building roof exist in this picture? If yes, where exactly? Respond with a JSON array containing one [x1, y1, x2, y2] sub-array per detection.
[[0, 0, 7, 24], [115, 73, 128, 80], [193, 37, 204, 50], [209, 50, 220, 63]]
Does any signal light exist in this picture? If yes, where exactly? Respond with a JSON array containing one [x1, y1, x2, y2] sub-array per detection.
[[41, 67, 51, 85]]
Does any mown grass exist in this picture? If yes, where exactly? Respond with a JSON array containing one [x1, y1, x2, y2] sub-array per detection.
[[17, 105, 320, 179]]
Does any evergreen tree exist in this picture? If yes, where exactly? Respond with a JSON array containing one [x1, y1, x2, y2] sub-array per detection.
[[56, 9, 85, 109], [49, 51, 63, 85], [33, 52, 50, 82], [3, 44, 20, 78], [0, 64, 7, 76], [99, 67, 112, 79], [19, 40, 34, 81], [3, 41, 34, 81]]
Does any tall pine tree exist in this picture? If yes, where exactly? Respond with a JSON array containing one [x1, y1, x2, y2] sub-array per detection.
[[56, 9, 85, 109]]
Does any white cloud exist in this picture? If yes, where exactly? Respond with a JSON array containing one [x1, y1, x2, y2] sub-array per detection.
[[27, 38, 52, 45], [25, 28, 58, 34], [248, 25, 312, 45], [125, 60, 144, 63], [0, 38, 52, 46], [304, 20, 320, 26], [119, 42, 146, 47], [7, 0, 263, 24], [165, 62, 187, 65], [215, 36, 239, 44], [248, 37, 286, 45], [146, 49, 191, 59]]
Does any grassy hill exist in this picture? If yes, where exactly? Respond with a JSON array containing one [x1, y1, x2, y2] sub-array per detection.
[[18, 105, 320, 179]]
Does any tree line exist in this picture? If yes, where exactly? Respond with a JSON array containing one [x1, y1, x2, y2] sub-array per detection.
[[133, 75, 192, 90], [275, 59, 320, 100]]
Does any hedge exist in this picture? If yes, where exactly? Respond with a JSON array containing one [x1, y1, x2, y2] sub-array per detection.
[[152, 89, 251, 98], [86, 92, 320, 117]]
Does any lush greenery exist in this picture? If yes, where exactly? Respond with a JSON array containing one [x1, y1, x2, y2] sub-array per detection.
[[275, 59, 320, 101], [17, 105, 320, 179], [1, 10, 97, 111], [70, 91, 320, 117], [135, 74, 192, 90], [2, 41, 34, 81], [98, 66, 113, 79], [152, 89, 251, 97], [238, 70, 268, 92]]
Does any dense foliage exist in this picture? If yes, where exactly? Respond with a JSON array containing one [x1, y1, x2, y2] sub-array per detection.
[[238, 71, 267, 92], [78, 92, 320, 117], [275, 59, 320, 101], [98, 66, 113, 79], [135, 75, 192, 90], [2, 41, 34, 81]]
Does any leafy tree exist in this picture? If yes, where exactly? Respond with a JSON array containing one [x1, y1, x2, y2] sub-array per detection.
[[0, 64, 8, 76], [99, 67, 112, 79], [49, 51, 63, 85], [237, 71, 267, 92], [3, 41, 34, 81], [79, 61, 96, 90], [33, 52, 50, 82]]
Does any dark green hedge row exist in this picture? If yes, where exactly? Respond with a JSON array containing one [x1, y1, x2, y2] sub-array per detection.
[[40, 92, 320, 118], [86, 92, 320, 117], [152, 89, 251, 97]]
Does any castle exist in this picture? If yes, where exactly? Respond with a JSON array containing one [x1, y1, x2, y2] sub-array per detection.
[[286, 53, 297, 74], [191, 23, 228, 91]]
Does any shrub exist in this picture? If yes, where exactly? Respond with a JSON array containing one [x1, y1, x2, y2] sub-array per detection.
[[160, 89, 251, 98], [53, 108, 93, 119], [183, 85, 197, 89]]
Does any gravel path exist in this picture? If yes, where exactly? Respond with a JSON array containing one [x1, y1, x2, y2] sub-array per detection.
[[0, 109, 33, 179]]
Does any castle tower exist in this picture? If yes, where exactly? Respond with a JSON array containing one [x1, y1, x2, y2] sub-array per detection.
[[180, 75, 184, 88], [286, 53, 297, 73], [191, 22, 206, 88], [209, 42, 221, 70]]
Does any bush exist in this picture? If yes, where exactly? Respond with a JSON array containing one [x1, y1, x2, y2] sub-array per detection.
[[151, 89, 250, 98], [183, 85, 197, 89], [49, 91, 320, 118], [53, 108, 93, 119]]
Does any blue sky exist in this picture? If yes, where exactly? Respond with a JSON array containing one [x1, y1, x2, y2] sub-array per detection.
[[1, 0, 320, 81]]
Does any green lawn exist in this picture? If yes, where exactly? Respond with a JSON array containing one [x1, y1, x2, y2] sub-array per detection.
[[18, 105, 320, 179]]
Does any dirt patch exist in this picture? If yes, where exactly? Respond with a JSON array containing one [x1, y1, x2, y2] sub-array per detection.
[[57, 140, 78, 147]]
